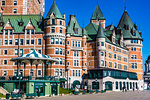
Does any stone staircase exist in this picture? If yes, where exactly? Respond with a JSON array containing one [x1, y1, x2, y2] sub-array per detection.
[[0, 86, 9, 95]]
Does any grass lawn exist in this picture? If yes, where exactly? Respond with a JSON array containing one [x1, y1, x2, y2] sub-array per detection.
[[59, 87, 74, 94], [0, 93, 6, 98]]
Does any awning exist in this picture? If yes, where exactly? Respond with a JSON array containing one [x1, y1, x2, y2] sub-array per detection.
[[59, 78, 67, 82]]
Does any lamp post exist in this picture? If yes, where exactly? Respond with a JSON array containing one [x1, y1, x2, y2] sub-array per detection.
[[69, 77, 71, 94], [17, 75, 22, 96]]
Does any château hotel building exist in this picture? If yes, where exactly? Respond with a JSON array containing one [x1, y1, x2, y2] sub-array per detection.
[[0, 0, 143, 91]]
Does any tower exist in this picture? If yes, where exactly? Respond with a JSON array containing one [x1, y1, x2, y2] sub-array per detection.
[[96, 23, 106, 68], [91, 3, 105, 28], [117, 9, 143, 80], [44, 0, 66, 77]]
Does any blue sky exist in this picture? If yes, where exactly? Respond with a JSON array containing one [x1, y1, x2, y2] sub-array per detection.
[[44, 0, 150, 71]]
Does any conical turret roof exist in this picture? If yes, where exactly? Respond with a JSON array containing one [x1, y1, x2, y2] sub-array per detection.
[[97, 23, 105, 38], [91, 3, 105, 20], [46, 0, 63, 19]]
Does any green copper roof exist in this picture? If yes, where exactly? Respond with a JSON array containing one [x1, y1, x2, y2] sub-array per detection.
[[91, 3, 105, 20], [117, 10, 142, 40], [0, 15, 43, 33], [46, 0, 63, 19], [97, 23, 106, 38], [85, 23, 127, 49], [66, 15, 83, 37]]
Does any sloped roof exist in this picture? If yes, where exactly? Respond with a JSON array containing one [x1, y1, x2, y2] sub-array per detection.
[[66, 15, 83, 37], [117, 10, 142, 40], [46, 0, 63, 19], [0, 15, 43, 33], [97, 23, 106, 38], [85, 23, 127, 49], [91, 3, 105, 20]]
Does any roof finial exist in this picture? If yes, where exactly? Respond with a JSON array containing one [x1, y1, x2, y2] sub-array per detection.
[[97, 0, 98, 4], [124, 0, 127, 11]]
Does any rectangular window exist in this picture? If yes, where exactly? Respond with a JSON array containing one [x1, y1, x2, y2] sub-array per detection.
[[26, 40, 29, 44], [14, 1, 17, 5], [30, 69, 34, 76], [60, 58, 62, 65], [52, 19, 55, 25], [5, 30, 8, 35], [60, 48, 62, 55], [15, 49, 18, 55], [2, 1, 5, 5], [114, 63, 117, 68], [55, 38, 59, 44], [51, 38, 54, 44], [55, 69, 59, 76], [109, 62, 112, 67], [51, 27, 55, 33], [78, 70, 80, 76], [5, 40, 8, 45], [13, 9, 17, 14], [38, 39, 42, 45], [9, 40, 12, 45], [60, 38, 62, 44], [15, 39, 18, 45], [55, 48, 59, 54], [72, 70, 75, 76], [4, 50, 7, 55], [101, 42, 104, 46], [60, 21, 62, 25], [124, 65, 127, 70], [60, 27, 63, 33], [31, 30, 34, 34], [10, 30, 13, 35], [27, 30, 30, 34], [31, 40, 34, 44], [38, 70, 42, 76], [76, 70, 78, 76], [20, 39, 23, 45], [3, 71, 7, 76], [60, 69, 63, 76], [78, 41, 81, 47], [55, 58, 59, 64], [4, 60, 7, 65], [20, 49, 23, 55]]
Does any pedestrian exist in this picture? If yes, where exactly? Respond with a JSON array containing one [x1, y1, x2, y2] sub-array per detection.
[[122, 87, 125, 92], [133, 87, 134, 91]]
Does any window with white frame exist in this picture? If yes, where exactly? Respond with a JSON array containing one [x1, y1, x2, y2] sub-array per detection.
[[60, 27, 63, 33], [60, 38, 62, 44], [3, 71, 7, 76], [4, 60, 7, 65], [101, 60, 104, 66], [9, 40, 12, 45], [51, 38, 54, 44], [37, 70, 42, 76], [131, 63, 137, 69], [38, 39, 42, 45], [109, 62, 112, 67], [54, 69, 65, 77], [2, 1, 5, 5], [15, 49, 18, 55], [13, 9, 17, 14], [55, 48, 59, 54], [15, 39, 18, 45], [14, 0, 17, 5], [55, 38, 59, 44], [72, 41, 81, 47], [74, 60, 79, 66], [74, 51, 79, 57], [124, 65, 127, 70], [114, 63, 117, 68], [51, 27, 55, 33], [118, 64, 122, 69], [101, 52, 104, 56], [20, 49, 23, 55], [131, 55, 137, 59], [30, 69, 34, 76], [4, 50, 7, 55], [5, 40, 8, 45]]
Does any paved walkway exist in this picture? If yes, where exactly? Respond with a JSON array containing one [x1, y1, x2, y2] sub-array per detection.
[[31, 90, 150, 100]]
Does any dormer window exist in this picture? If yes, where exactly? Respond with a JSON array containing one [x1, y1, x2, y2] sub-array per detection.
[[74, 28, 78, 34], [133, 32, 136, 36], [124, 24, 129, 30], [18, 19, 24, 26]]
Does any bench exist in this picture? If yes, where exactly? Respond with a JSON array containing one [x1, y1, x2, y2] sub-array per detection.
[[74, 91, 79, 95], [26, 93, 37, 99], [11, 94, 22, 99]]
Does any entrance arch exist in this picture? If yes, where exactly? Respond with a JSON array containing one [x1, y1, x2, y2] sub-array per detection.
[[105, 81, 112, 91], [73, 80, 80, 89]]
